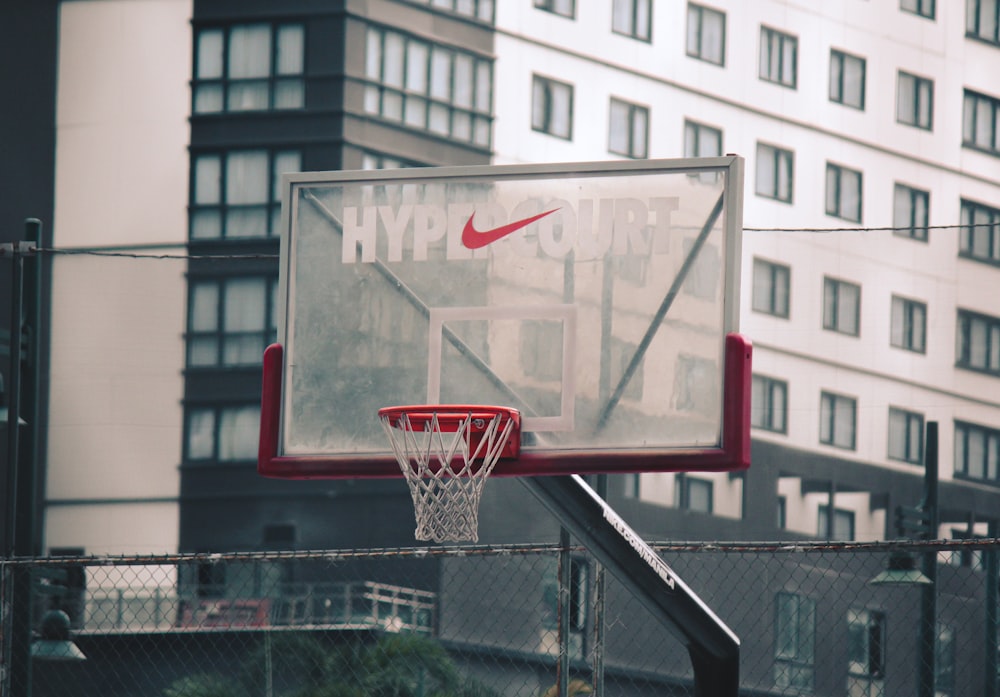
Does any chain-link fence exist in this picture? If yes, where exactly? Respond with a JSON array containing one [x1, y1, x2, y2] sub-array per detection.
[[3, 538, 998, 697]]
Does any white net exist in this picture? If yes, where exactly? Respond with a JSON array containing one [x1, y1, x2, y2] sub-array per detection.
[[379, 408, 517, 543]]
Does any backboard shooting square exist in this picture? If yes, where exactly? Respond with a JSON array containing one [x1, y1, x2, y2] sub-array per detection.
[[259, 156, 751, 479]]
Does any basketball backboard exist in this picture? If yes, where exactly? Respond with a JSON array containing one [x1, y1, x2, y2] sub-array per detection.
[[259, 156, 750, 479]]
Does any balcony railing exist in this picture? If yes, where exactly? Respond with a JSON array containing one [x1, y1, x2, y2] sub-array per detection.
[[80, 581, 436, 635]]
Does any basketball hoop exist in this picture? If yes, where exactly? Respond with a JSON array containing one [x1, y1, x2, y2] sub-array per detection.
[[378, 405, 521, 543]]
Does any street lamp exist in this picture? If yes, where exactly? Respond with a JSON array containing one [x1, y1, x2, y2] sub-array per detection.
[[31, 610, 86, 662]]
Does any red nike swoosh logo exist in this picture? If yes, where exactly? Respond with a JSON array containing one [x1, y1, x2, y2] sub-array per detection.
[[462, 208, 560, 249]]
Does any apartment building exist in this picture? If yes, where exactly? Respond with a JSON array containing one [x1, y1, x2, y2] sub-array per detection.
[[1, 0, 999, 694]]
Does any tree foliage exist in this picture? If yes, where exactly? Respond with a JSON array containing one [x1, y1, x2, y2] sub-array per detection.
[[163, 633, 502, 697]]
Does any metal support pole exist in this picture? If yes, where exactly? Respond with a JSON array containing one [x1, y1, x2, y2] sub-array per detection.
[[557, 527, 571, 697], [3, 219, 41, 697], [986, 520, 998, 697], [591, 475, 606, 697], [917, 422, 938, 697]]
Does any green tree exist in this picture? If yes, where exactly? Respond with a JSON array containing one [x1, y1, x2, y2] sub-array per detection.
[[163, 633, 501, 697]]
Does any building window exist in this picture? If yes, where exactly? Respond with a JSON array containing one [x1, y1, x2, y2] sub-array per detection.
[[674, 354, 716, 414], [956, 309, 1000, 375], [535, 0, 574, 19], [361, 152, 419, 170], [675, 474, 713, 513], [959, 199, 1000, 264], [774, 592, 815, 691], [897, 71, 933, 130], [825, 162, 863, 223], [823, 277, 861, 336], [186, 404, 260, 462], [193, 23, 304, 114], [752, 258, 790, 318], [752, 374, 788, 434], [847, 609, 886, 694], [829, 49, 865, 110], [612, 0, 652, 42], [817, 505, 855, 540], [364, 27, 493, 148], [684, 120, 722, 158], [777, 497, 786, 529], [686, 4, 725, 65], [188, 277, 278, 368], [901, 0, 935, 19], [608, 98, 649, 158], [755, 143, 794, 203], [532, 75, 573, 140], [190, 149, 300, 240], [820, 391, 856, 450], [888, 407, 924, 464], [404, 0, 495, 22], [890, 295, 927, 353], [759, 26, 797, 88], [623, 473, 640, 499], [967, 0, 1000, 44], [893, 183, 929, 241], [955, 420, 1000, 483], [963, 89, 1000, 155]]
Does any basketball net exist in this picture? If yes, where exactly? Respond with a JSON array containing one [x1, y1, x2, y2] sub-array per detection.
[[379, 407, 518, 543]]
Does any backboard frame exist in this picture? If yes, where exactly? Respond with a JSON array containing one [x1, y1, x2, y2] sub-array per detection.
[[258, 156, 750, 480]]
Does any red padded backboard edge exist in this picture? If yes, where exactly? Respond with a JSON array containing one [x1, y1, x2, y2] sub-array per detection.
[[258, 334, 752, 479]]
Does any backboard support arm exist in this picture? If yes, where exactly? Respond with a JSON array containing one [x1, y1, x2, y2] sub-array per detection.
[[520, 474, 740, 697]]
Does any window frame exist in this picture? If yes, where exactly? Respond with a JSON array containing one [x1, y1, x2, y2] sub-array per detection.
[[759, 26, 798, 89], [959, 198, 1000, 265], [888, 406, 924, 464], [187, 275, 279, 368], [893, 183, 930, 242], [675, 474, 714, 513], [534, 0, 575, 19], [193, 22, 305, 115], [608, 97, 649, 159], [752, 258, 791, 318], [531, 74, 574, 140], [963, 89, 1000, 155], [890, 294, 927, 353], [829, 49, 866, 110], [612, 0, 652, 42], [956, 308, 1000, 375], [686, 3, 726, 66], [900, 0, 935, 19], [364, 27, 493, 148], [822, 276, 861, 337], [846, 608, 886, 691], [966, 0, 1000, 45], [896, 70, 934, 130], [820, 391, 857, 450], [774, 592, 816, 691], [817, 505, 856, 541], [190, 148, 301, 241], [751, 374, 788, 434], [755, 142, 794, 203], [954, 420, 1000, 483], [825, 162, 863, 223], [684, 119, 722, 159], [185, 403, 261, 463]]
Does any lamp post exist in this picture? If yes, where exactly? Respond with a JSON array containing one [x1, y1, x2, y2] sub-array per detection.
[[869, 421, 938, 697]]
